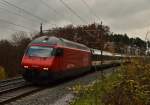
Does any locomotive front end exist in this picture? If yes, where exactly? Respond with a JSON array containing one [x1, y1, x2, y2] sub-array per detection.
[[21, 36, 64, 83], [22, 46, 55, 71]]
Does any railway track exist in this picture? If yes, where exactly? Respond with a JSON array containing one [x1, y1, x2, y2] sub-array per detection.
[[0, 77, 44, 104], [0, 77, 26, 94], [0, 76, 23, 83], [0, 63, 121, 105]]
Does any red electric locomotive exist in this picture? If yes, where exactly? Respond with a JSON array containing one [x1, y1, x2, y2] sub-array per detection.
[[21, 36, 91, 83]]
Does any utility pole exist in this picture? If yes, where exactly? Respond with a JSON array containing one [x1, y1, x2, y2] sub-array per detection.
[[100, 21, 103, 65], [145, 31, 150, 55], [85, 22, 106, 105], [40, 23, 43, 35]]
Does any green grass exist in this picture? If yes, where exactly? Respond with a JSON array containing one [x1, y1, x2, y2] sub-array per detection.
[[70, 69, 122, 105]]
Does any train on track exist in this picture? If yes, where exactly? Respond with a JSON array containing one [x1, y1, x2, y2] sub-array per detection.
[[21, 36, 125, 84]]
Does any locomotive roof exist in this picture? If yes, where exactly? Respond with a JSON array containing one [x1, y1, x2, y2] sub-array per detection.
[[30, 36, 90, 51], [30, 36, 62, 45]]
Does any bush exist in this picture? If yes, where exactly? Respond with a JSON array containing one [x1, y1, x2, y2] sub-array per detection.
[[102, 59, 150, 105], [0, 66, 6, 80], [70, 59, 150, 105]]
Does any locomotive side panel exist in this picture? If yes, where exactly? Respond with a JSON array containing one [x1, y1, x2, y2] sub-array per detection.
[[61, 47, 91, 72]]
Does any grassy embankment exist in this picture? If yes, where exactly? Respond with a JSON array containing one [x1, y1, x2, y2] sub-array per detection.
[[70, 59, 150, 105]]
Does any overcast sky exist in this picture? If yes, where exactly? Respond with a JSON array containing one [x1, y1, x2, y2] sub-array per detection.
[[0, 0, 150, 40]]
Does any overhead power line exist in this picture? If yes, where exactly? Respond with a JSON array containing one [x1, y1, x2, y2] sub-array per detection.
[[59, 0, 101, 39], [1, 0, 47, 23], [0, 4, 41, 24], [38, 0, 58, 16], [81, 0, 100, 22], [59, 0, 86, 23], [0, 1, 10, 7], [37, 0, 59, 27], [2, 27, 28, 33], [38, 0, 74, 24], [0, 18, 37, 31]]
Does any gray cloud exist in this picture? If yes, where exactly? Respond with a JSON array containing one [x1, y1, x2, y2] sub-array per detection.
[[0, 0, 150, 40]]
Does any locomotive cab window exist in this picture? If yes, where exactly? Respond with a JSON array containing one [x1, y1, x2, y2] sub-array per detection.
[[27, 46, 54, 57]]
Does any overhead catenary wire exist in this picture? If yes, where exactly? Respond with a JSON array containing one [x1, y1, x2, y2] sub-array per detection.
[[0, 1, 41, 32], [0, 0, 102, 36], [38, 0, 58, 18], [37, 0, 59, 27], [58, 0, 101, 38], [81, 0, 100, 22], [59, 0, 87, 24], [0, 0, 57, 31], [1, 0, 47, 23], [0, 18, 37, 31], [1, 27, 28, 33], [0, 0, 10, 7], [0, 4, 42, 25], [38, 0, 74, 24]]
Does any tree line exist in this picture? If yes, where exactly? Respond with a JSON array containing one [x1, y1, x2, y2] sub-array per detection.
[[0, 23, 148, 79], [41, 23, 147, 54], [0, 32, 31, 78]]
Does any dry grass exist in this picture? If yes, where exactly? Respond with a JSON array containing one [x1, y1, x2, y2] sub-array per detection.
[[70, 58, 150, 105]]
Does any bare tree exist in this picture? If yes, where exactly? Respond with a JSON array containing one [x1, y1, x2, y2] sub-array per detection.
[[11, 31, 30, 46]]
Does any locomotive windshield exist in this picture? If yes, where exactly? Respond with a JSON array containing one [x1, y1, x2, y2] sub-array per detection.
[[27, 46, 54, 57]]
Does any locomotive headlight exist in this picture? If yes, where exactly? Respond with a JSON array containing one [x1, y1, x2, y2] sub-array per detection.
[[43, 68, 49, 70], [24, 66, 29, 69]]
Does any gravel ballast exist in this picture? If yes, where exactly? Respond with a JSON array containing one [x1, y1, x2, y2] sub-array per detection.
[[6, 67, 116, 105]]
